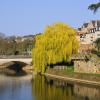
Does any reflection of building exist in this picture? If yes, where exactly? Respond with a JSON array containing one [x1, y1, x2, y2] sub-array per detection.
[[74, 84, 100, 100], [77, 20, 100, 53]]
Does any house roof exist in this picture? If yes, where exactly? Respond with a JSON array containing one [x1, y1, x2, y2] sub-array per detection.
[[83, 23, 88, 28], [97, 20, 100, 27]]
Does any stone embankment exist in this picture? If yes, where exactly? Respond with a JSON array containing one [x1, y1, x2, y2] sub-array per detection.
[[22, 65, 33, 73], [44, 69, 100, 86], [44, 73, 100, 86]]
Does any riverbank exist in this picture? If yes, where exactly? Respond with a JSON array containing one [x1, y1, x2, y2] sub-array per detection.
[[44, 69, 100, 86]]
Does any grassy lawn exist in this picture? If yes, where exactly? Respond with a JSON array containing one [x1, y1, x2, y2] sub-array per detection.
[[46, 67, 100, 82]]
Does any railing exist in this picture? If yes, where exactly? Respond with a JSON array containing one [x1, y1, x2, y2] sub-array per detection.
[[0, 55, 32, 59]]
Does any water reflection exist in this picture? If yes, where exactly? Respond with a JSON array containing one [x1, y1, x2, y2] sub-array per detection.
[[0, 75, 33, 100], [74, 84, 100, 100], [0, 74, 100, 100], [32, 75, 100, 100], [32, 75, 73, 100], [0, 61, 28, 76]]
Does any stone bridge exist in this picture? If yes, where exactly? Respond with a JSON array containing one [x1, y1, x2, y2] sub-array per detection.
[[0, 56, 32, 65]]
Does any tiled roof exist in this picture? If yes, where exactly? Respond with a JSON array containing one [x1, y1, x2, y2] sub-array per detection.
[[83, 23, 88, 28], [97, 20, 100, 27], [78, 20, 100, 32]]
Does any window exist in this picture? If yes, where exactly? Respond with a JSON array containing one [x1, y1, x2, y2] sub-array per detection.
[[93, 29, 95, 33], [96, 28, 98, 31], [93, 28, 96, 32], [91, 29, 94, 33]]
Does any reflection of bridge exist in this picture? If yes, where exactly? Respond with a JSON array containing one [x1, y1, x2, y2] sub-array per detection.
[[0, 56, 32, 65]]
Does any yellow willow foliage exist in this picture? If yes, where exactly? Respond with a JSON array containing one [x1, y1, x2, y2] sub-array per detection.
[[32, 22, 79, 73]]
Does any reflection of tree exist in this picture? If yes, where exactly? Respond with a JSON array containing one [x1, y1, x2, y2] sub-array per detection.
[[32, 75, 73, 100], [32, 75, 100, 100]]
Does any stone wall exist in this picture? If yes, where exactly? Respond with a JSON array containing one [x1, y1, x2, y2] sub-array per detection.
[[74, 60, 100, 74], [48, 65, 67, 70]]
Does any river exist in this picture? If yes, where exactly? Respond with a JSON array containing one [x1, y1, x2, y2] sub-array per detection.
[[0, 74, 100, 100]]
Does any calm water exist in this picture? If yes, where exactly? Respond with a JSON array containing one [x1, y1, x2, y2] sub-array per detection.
[[0, 74, 100, 100]]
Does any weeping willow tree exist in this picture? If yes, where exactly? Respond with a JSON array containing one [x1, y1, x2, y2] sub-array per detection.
[[32, 22, 79, 73]]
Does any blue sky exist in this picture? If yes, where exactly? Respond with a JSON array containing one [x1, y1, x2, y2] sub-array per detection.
[[0, 0, 100, 36]]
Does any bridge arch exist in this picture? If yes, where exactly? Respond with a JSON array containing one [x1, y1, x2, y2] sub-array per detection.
[[0, 58, 32, 76], [0, 58, 32, 65], [0, 61, 32, 76]]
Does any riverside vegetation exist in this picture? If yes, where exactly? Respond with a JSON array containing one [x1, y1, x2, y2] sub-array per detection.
[[32, 22, 100, 84]]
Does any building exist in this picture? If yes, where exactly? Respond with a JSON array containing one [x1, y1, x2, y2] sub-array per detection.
[[10, 35, 35, 56], [73, 54, 100, 74], [23, 41, 34, 56], [21, 35, 35, 41], [77, 20, 100, 53]]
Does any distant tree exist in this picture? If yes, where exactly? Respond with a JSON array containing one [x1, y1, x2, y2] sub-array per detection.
[[32, 22, 79, 73], [94, 38, 100, 52], [88, 2, 100, 13], [0, 32, 5, 38], [0, 35, 35, 55]]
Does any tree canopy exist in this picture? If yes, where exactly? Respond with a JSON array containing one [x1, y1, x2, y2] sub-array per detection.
[[32, 22, 79, 73], [88, 2, 100, 13]]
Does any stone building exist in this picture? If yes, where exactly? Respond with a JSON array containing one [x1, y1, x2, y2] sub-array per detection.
[[74, 55, 100, 74], [77, 20, 100, 53], [23, 41, 34, 56]]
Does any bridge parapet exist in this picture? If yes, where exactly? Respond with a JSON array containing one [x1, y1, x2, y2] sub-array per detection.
[[0, 58, 32, 65], [0, 55, 32, 59]]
